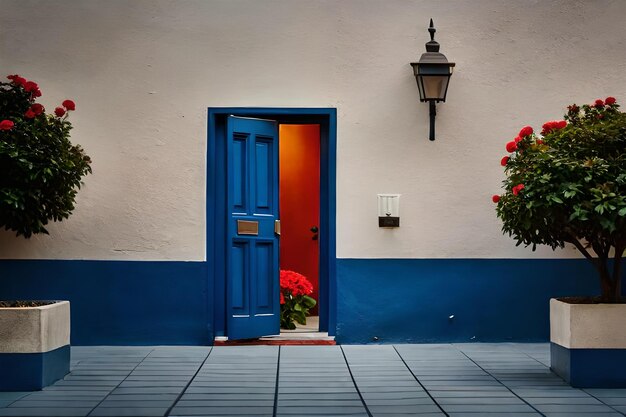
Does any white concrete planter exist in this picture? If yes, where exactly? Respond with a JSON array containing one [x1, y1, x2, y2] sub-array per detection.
[[550, 298, 626, 387], [0, 301, 71, 391]]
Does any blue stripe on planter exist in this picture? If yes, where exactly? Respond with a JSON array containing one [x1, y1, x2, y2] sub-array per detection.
[[551, 342, 626, 388], [336, 258, 605, 344], [0, 260, 209, 345], [0, 345, 69, 391]]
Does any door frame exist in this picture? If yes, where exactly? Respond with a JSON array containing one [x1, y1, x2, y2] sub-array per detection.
[[207, 108, 337, 339]]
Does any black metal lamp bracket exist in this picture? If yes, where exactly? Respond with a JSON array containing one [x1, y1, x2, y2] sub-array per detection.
[[429, 101, 436, 141]]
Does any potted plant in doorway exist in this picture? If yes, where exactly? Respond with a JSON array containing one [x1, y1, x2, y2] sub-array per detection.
[[279, 269, 316, 330], [494, 97, 626, 387], [0, 74, 92, 390]]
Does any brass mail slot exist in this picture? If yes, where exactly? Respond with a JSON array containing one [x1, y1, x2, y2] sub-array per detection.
[[237, 220, 259, 235]]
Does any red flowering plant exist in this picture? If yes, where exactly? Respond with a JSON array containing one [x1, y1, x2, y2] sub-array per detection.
[[279, 269, 316, 329], [494, 97, 626, 303], [0, 74, 91, 237]]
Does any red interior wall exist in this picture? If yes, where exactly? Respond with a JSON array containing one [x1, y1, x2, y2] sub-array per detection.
[[279, 124, 320, 313]]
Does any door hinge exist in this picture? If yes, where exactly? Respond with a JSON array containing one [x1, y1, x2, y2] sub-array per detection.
[[274, 220, 281, 236]]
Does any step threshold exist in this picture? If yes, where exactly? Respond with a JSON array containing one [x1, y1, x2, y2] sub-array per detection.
[[214, 334, 336, 346]]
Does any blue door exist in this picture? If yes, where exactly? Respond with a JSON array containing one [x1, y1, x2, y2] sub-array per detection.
[[226, 116, 280, 340]]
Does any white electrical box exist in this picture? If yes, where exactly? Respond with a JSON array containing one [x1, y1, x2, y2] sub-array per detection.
[[377, 194, 400, 227]]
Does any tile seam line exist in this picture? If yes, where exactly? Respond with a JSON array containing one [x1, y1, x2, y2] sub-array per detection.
[[392, 345, 449, 417], [581, 389, 626, 415], [522, 349, 626, 416], [454, 346, 546, 417], [85, 347, 156, 417], [164, 347, 213, 417], [340, 345, 375, 417], [3, 391, 31, 408], [273, 345, 281, 417]]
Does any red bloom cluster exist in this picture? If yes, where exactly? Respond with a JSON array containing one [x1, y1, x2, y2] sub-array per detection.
[[594, 99, 605, 108], [0, 120, 15, 131], [7, 74, 41, 97], [500, 156, 509, 166], [541, 120, 567, 136], [492, 195, 500, 203], [512, 184, 525, 196], [280, 270, 313, 297], [505, 141, 517, 153], [54, 100, 76, 118], [605, 96, 616, 106], [62, 100, 76, 111], [518, 125, 533, 137]]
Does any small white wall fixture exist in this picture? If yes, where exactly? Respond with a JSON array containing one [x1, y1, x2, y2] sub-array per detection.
[[378, 194, 400, 228]]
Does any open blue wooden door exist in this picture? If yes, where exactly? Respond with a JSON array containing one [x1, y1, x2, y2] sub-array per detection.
[[226, 116, 280, 340]]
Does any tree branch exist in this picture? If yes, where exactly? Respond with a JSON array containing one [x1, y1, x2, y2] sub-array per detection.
[[564, 232, 597, 266]]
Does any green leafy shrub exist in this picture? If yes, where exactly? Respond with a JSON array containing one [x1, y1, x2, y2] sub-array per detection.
[[494, 97, 625, 302], [0, 74, 91, 237]]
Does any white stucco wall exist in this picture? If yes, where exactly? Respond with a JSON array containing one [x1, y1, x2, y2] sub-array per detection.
[[1, 0, 625, 260]]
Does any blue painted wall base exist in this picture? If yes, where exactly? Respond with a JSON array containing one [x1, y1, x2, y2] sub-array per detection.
[[0, 345, 70, 391], [0, 258, 619, 345], [336, 259, 604, 344], [551, 343, 626, 388], [0, 260, 210, 345]]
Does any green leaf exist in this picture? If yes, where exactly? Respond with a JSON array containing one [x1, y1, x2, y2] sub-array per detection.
[[302, 296, 317, 308]]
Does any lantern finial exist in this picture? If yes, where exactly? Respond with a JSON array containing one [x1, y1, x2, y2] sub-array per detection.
[[425, 19, 440, 52]]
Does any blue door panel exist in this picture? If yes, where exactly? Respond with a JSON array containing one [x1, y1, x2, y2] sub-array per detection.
[[226, 116, 280, 340], [255, 140, 271, 211], [230, 242, 247, 311], [255, 241, 273, 312], [232, 137, 247, 211]]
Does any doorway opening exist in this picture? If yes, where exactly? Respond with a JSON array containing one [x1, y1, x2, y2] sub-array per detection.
[[207, 108, 337, 344], [275, 124, 328, 341]]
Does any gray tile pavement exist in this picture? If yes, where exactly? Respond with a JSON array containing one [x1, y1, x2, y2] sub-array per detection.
[[0, 344, 624, 416]]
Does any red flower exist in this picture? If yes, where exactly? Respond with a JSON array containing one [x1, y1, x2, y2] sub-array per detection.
[[500, 156, 509, 166], [512, 184, 525, 196], [594, 99, 604, 108], [514, 136, 522, 143], [62, 100, 76, 111], [31, 103, 45, 115], [24, 109, 36, 119], [519, 126, 533, 137], [506, 141, 517, 153], [54, 107, 66, 117], [492, 195, 500, 203], [536, 139, 544, 145], [0, 120, 15, 130], [605, 96, 616, 105], [9, 75, 27, 87], [541, 120, 567, 135], [24, 81, 38, 92], [280, 270, 313, 297], [280, 292, 285, 305]]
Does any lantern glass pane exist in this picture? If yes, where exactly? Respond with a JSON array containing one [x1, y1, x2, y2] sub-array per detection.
[[417, 76, 426, 101], [423, 75, 449, 100]]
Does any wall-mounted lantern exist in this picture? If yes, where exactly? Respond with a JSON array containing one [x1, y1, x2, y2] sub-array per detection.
[[410, 19, 455, 141]]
